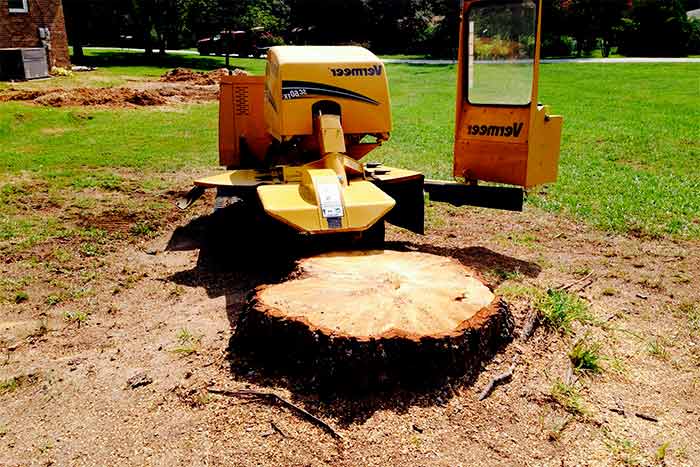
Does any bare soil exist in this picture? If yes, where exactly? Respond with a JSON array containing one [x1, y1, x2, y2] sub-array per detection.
[[0, 192, 699, 466], [0, 68, 247, 107], [160, 67, 246, 85]]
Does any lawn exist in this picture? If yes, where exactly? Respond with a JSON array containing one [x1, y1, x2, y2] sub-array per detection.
[[380, 61, 700, 238], [1, 49, 699, 249]]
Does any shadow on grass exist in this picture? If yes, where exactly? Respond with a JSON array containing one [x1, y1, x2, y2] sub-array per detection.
[[72, 50, 259, 72], [165, 208, 538, 425]]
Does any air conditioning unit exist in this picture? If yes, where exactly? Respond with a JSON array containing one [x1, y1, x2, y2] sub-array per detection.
[[0, 47, 49, 80]]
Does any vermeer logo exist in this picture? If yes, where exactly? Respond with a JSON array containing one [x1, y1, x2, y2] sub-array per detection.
[[468, 122, 524, 138], [329, 65, 383, 77]]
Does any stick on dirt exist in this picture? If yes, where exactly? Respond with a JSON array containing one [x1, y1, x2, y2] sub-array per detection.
[[634, 412, 658, 422], [564, 364, 576, 386], [208, 388, 343, 440], [521, 309, 539, 341], [270, 421, 287, 437], [577, 278, 595, 293], [478, 359, 517, 401], [557, 272, 594, 292]]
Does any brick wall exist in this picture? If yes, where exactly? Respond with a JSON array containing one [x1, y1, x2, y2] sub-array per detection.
[[0, 0, 70, 68]]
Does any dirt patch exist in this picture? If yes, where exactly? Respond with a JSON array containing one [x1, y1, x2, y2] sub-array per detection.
[[77, 209, 142, 234], [160, 67, 247, 85], [0, 201, 699, 466]]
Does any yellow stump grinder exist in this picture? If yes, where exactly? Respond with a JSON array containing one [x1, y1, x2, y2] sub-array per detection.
[[177, 0, 563, 244]]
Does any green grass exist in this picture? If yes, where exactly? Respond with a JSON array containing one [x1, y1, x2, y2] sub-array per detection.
[[677, 301, 700, 331], [63, 310, 89, 326], [550, 379, 586, 415], [537, 289, 592, 334], [656, 442, 671, 463], [0, 103, 218, 172], [540, 63, 699, 238], [172, 328, 200, 356], [376, 62, 700, 238], [130, 221, 156, 237], [568, 336, 603, 373], [0, 49, 267, 92], [0, 377, 19, 395], [13, 290, 29, 304], [1, 49, 699, 249], [646, 337, 670, 360]]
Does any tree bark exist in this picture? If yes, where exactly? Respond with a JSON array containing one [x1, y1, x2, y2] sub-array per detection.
[[233, 250, 514, 391]]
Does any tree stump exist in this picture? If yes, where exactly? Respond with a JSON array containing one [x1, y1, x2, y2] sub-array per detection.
[[233, 250, 513, 390]]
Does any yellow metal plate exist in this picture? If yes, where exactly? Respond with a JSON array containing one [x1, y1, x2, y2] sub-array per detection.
[[367, 166, 423, 183], [258, 178, 395, 234], [194, 170, 268, 188]]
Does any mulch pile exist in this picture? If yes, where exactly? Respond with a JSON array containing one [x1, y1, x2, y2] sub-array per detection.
[[0, 87, 208, 107], [160, 67, 248, 85], [0, 68, 249, 108]]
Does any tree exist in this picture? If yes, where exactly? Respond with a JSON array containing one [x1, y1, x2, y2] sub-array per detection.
[[287, 0, 372, 45], [596, 0, 629, 56], [63, 0, 125, 61], [239, 0, 290, 34], [618, 0, 695, 56], [566, 0, 626, 56], [541, 0, 573, 56], [428, 0, 461, 58], [365, 0, 434, 53]]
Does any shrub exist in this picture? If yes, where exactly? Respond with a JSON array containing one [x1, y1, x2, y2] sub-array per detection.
[[542, 35, 576, 57], [474, 37, 527, 59], [617, 0, 694, 57], [50, 66, 73, 77]]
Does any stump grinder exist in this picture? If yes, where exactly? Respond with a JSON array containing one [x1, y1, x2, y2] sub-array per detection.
[[178, 0, 562, 244]]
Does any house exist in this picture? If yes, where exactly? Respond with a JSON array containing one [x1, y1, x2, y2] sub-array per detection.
[[0, 0, 70, 78]]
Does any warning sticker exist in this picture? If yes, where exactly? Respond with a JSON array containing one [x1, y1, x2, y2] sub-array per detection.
[[317, 183, 344, 219]]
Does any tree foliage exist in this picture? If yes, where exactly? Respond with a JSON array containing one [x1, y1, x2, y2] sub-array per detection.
[[62, 0, 699, 58], [618, 0, 697, 56]]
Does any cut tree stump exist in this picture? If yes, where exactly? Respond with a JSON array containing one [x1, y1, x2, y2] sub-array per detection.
[[233, 250, 514, 390]]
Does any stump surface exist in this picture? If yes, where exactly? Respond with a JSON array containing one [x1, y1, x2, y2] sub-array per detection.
[[236, 249, 514, 390], [256, 250, 495, 340]]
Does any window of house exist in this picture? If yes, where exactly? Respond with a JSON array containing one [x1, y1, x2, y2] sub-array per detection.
[[9, 0, 29, 13]]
